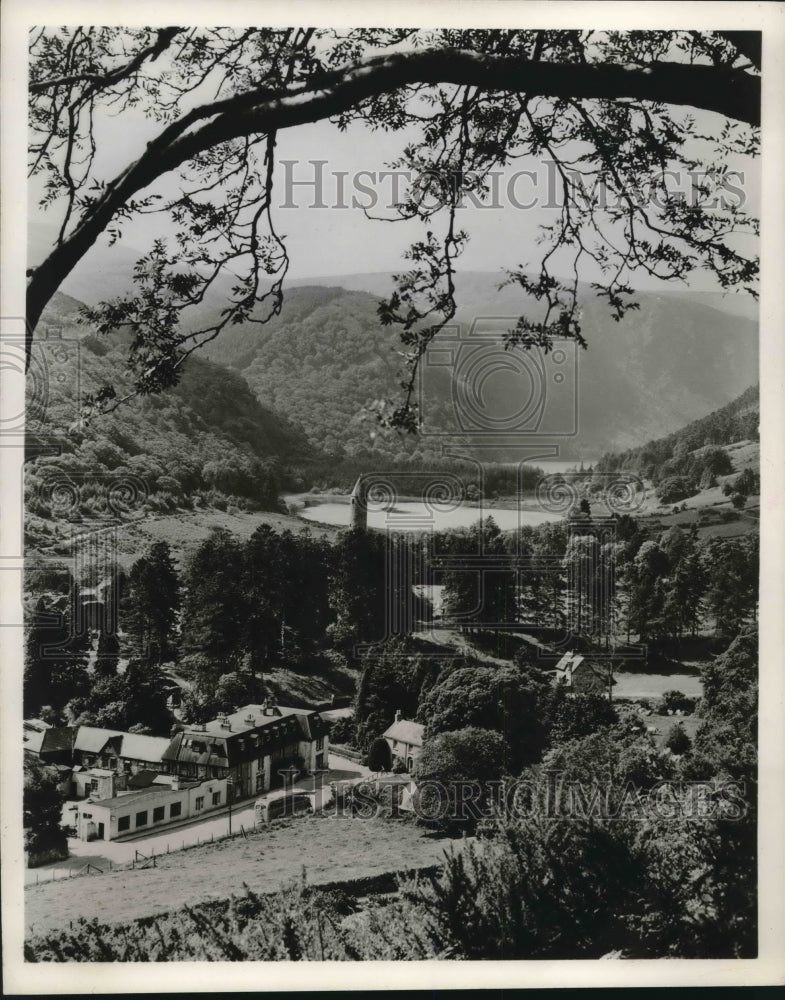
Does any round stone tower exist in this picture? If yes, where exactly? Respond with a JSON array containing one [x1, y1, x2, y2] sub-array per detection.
[[350, 476, 368, 531]]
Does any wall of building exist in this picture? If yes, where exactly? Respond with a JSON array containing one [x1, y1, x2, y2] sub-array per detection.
[[73, 769, 116, 800], [78, 777, 229, 842], [300, 734, 329, 773], [385, 737, 421, 771]]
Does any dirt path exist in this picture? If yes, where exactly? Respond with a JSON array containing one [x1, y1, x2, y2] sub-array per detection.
[[25, 816, 453, 940]]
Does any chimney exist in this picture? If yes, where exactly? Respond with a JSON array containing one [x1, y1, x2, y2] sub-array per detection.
[[394, 710, 402, 723]]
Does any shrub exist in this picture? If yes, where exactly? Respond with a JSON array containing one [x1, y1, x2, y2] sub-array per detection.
[[658, 690, 696, 715], [328, 716, 355, 746], [24, 757, 67, 866], [665, 722, 691, 755], [367, 737, 393, 772]]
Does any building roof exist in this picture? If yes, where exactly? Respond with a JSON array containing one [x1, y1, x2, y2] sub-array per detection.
[[74, 727, 124, 754], [24, 718, 53, 732], [383, 719, 425, 747], [118, 733, 171, 762], [90, 780, 201, 811], [23, 729, 46, 754], [39, 726, 77, 757], [127, 769, 159, 789], [553, 652, 585, 678], [162, 704, 327, 769]]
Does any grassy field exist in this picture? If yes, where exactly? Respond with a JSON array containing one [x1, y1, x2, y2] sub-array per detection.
[[613, 671, 702, 700], [118, 508, 341, 568], [25, 814, 453, 940], [265, 660, 360, 706], [644, 713, 701, 750], [29, 506, 343, 571]]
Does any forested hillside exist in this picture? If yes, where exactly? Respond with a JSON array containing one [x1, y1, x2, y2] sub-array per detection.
[[28, 221, 759, 464], [597, 385, 759, 503], [26, 294, 314, 539], [198, 276, 758, 460]]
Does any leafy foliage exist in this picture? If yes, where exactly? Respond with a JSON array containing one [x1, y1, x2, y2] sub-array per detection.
[[24, 756, 67, 862], [665, 722, 691, 755], [418, 662, 555, 772], [24, 592, 90, 718], [123, 541, 180, 663], [367, 737, 393, 773]]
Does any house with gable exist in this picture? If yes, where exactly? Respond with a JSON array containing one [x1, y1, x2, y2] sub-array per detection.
[[31, 724, 172, 798], [161, 698, 329, 801], [383, 711, 424, 772], [550, 651, 612, 696]]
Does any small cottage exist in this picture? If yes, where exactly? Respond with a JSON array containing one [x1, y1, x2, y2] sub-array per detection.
[[382, 712, 424, 772], [551, 651, 611, 695]]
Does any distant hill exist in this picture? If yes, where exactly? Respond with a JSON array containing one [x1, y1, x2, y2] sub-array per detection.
[[597, 384, 758, 472], [29, 223, 758, 461], [197, 276, 757, 460]]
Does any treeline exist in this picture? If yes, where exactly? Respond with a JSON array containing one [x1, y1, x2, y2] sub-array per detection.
[[431, 515, 757, 648], [597, 384, 758, 496], [300, 456, 541, 499], [24, 509, 757, 732]]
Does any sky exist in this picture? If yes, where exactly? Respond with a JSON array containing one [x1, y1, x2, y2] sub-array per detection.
[[28, 42, 760, 295]]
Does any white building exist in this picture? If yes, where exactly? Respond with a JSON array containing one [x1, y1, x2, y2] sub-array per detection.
[[383, 712, 424, 772]]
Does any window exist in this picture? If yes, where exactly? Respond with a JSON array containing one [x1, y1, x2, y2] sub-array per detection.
[[212, 791, 221, 806], [316, 736, 325, 751], [109, 757, 117, 769], [136, 811, 148, 828], [153, 806, 165, 822], [256, 772, 264, 793], [118, 815, 130, 832], [90, 779, 99, 793], [195, 796, 204, 811], [170, 801, 182, 818]]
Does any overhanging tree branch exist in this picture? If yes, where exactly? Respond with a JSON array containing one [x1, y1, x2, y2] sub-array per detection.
[[29, 27, 182, 95], [26, 46, 760, 365]]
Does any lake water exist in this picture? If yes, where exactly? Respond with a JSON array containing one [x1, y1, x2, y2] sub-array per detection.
[[292, 500, 564, 532]]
